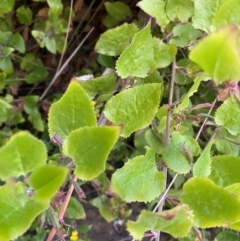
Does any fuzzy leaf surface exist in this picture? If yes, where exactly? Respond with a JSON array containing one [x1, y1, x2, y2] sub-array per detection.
[[116, 24, 153, 78], [29, 165, 68, 202], [127, 206, 193, 240], [104, 83, 162, 137], [0, 131, 47, 181], [189, 25, 240, 84], [137, 0, 169, 28], [162, 132, 200, 174], [63, 126, 119, 180], [0, 182, 48, 241], [166, 0, 194, 22], [48, 80, 97, 140], [180, 177, 240, 227], [192, 0, 225, 32], [213, 0, 240, 29], [111, 148, 165, 202], [193, 141, 213, 177], [95, 23, 139, 56], [150, 38, 177, 71], [215, 97, 240, 135], [209, 155, 240, 187], [215, 127, 240, 156]]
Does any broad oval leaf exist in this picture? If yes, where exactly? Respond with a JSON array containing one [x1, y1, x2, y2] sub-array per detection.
[[137, 0, 169, 28], [104, 83, 162, 137], [189, 24, 240, 84], [216, 231, 240, 241], [111, 148, 165, 202], [29, 165, 68, 202], [162, 132, 200, 174], [127, 205, 193, 240], [95, 23, 139, 56], [48, 80, 97, 140], [63, 126, 120, 180], [0, 182, 48, 241], [116, 24, 154, 78], [0, 131, 47, 181], [180, 177, 240, 228], [215, 97, 240, 135], [209, 155, 240, 187]]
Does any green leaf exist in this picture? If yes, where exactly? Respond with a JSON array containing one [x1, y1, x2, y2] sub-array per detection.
[[169, 23, 201, 47], [16, 6, 33, 26], [180, 177, 240, 228], [63, 126, 120, 180], [177, 74, 204, 110], [104, 1, 131, 21], [0, 0, 15, 14], [225, 183, 240, 199], [112, 148, 165, 202], [29, 165, 68, 202], [44, 37, 57, 54], [145, 129, 164, 154], [215, 97, 240, 135], [104, 83, 162, 137], [47, 0, 63, 16], [0, 57, 13, 74], [216, 231, 240, 241], [23, 95, 44, 132], [166, 0, 194, 22], [193, 141, 214, 177], [95, 23, 139, 56], [189, 24, 240, 84], [102, 14, 119, 28], [192, 0, 225, 32], [215, 127, 240, 156], [143, 70, 163, 84], [127, 206, 193, 240], [9, 32, 25, 53], [0, 31, 12, 44], [76, 69, 117, 96], [0, 131, 47, 181], [48, 81, 97, 140], [20, 53, 35, 71], [163, 132, 200, 174], [66, 197, 86, 219], [137, 0, 169, 28], [116, 24, 154, 78], [209, 155, 240, 187], [0, 98, 12, 122], [150, 38, 177, 71], [0, 182, 48, 241], [213, 0, 240, 29], [31, 30, 45, 48]]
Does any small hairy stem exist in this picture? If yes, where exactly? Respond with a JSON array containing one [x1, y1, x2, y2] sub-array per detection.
[[46, 175, 77, 241]]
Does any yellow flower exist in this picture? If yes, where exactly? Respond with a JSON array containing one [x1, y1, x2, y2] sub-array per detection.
[[70, 231, 78, 241]]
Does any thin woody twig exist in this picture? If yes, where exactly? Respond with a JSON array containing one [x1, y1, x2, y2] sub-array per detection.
[[46, 175, 77, 241], [40, 27, 95, 101]]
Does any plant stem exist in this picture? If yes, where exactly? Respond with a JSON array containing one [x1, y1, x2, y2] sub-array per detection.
[[40, 27, 94, 100], [156, 58, 176, 241], [46, 175, 77, 241]]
